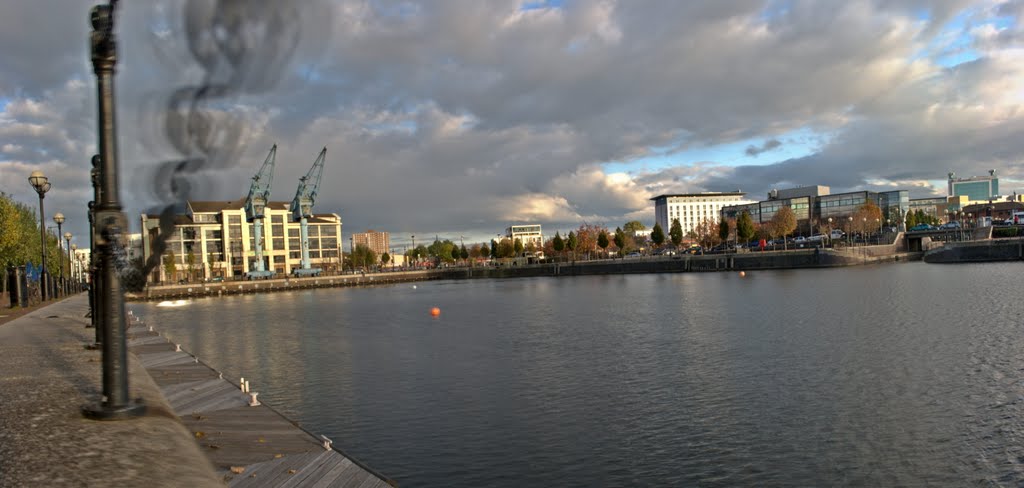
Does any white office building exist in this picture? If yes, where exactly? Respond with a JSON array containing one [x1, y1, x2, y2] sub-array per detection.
[[140, 198, 342, 283], [651, 192, 752, 237], [505, 224, 544, 248]]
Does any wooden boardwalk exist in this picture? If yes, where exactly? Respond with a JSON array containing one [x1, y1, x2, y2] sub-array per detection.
[[127, 318, 396, 487]]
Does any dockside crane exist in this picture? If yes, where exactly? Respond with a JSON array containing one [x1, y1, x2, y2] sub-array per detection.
[[244, 145, 277, 280], [290, 147, 327, 277]]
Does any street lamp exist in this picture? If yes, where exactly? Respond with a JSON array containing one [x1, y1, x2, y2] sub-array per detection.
[[28, 171, 51, 300], [81, 0, 145, 420], [71, 244, 78, 285], [54, 213, 66, 295], [64, 232, 73, 292], [848, 216, 853, 246]]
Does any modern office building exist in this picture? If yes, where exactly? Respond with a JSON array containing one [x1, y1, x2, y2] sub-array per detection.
[[722, 188, 910, 235], [352, 230, 390, 256], [506, 224, 544, 248], [140, 198, 342, 283], [948, 170, 999, 202], [651, 192, 752, 237]]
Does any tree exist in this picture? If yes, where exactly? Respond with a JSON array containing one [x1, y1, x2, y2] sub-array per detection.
[[566, 231, 578, 259], [496, 238, 515, 258], [737, 211, 756, 244], [597, 230, 609, 256], [490, 239, 498, 259], [574, 223, 605, 259], [669, 218, 683, 247], [480, 243, 490, 260], [613, 227, 625, 254], [770, 206, 797, 249], [651, 223, 665, 247], [351, 243, 377, 270], [693, 218, 722, 250], [163, 251, 177, 283], [623, 220, 646, 233], [381, 252, 390, 267], [460, 244, 469, 261], [552, 232, 564, 253], [719, 219, 732, 247], [514, 238, 524, 256]]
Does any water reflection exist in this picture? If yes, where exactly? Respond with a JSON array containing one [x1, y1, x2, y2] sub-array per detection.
[[135, 263, 1024, 487]]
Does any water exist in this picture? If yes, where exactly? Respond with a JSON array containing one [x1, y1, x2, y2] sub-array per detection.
[[135, 262, 1024, 487]]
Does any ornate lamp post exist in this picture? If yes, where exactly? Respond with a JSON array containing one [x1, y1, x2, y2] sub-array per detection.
[[28, 171, 52, 300], [71, 244, 79, 286], [54, 213, 66, 296], [82, 0, 145, 420], [64, 232, 73, 292]]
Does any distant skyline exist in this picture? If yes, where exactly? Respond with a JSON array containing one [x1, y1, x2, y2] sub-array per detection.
[[1, 0, 1022, 248]]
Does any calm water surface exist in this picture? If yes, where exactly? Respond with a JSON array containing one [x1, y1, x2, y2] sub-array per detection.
[[135, 262, 1024, 487]]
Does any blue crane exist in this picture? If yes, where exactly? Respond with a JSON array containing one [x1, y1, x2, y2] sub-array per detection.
[[244, 145, 277, 280], [290, 147, 326, 277]]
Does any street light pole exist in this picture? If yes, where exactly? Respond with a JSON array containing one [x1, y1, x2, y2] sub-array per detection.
[[28, 171, 51, 301], [54, 213, 65, 296], [82, 0, 144, 420], [64, 232, 73, 292]]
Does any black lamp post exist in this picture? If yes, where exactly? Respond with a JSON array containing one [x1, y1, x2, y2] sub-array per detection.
[[81, 0, 145, 420], [54, 213, 65, 296], [28, 170, 51, 301], [64, 232, 73, 292]]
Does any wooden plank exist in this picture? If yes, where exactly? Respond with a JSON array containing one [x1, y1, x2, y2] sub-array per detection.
[[307, 457, 357, 488], [131, 328, 395, 487]]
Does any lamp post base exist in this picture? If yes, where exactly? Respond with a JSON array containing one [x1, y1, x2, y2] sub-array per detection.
[[82, 399, 146, 421]]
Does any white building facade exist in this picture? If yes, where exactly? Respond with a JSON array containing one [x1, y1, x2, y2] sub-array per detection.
[[506, 224, 543, 248], [651, 192, 752, 237], [140, 199, 342, 283]]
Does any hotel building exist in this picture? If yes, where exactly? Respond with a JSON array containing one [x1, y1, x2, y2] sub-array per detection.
[[651, 192, 753, 237]]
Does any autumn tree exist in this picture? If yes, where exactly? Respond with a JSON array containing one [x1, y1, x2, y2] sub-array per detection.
[[693, 218, 722, 250], [514, 238, 524, 256], [651, 223, 665, 247], [479, 243, 490, 260], [770, 206, 797, 250], [852, 201, 884, 236], [574, 223, 607, 259]]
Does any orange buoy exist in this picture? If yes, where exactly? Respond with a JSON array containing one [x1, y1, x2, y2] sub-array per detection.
[[430, 307, 441, 317], [739, 271, 746, 277]]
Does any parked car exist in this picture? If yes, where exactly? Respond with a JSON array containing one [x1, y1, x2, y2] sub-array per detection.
[[830, 229, 845, 239], [940, 222, 961, 229], [909, 224, 934, 231], [807, 234, 827, 242]]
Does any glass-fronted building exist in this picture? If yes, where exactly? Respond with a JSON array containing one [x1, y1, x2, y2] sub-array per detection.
[[722, 189, 909, 235], [948, 171, 999, 202]]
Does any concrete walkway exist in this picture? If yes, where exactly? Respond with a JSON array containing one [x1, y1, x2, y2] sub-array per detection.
[[0, 295, 223, 487]]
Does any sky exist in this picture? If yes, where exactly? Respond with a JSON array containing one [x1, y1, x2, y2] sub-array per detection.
[[1, 0, 1022, 250]]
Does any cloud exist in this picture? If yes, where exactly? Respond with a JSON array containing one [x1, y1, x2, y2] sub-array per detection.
[[0, 0, 1021, 246], [745, 139, 783, 157]]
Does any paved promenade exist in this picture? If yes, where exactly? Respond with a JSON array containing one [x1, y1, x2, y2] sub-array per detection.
[[0, 295, 223, 487]]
